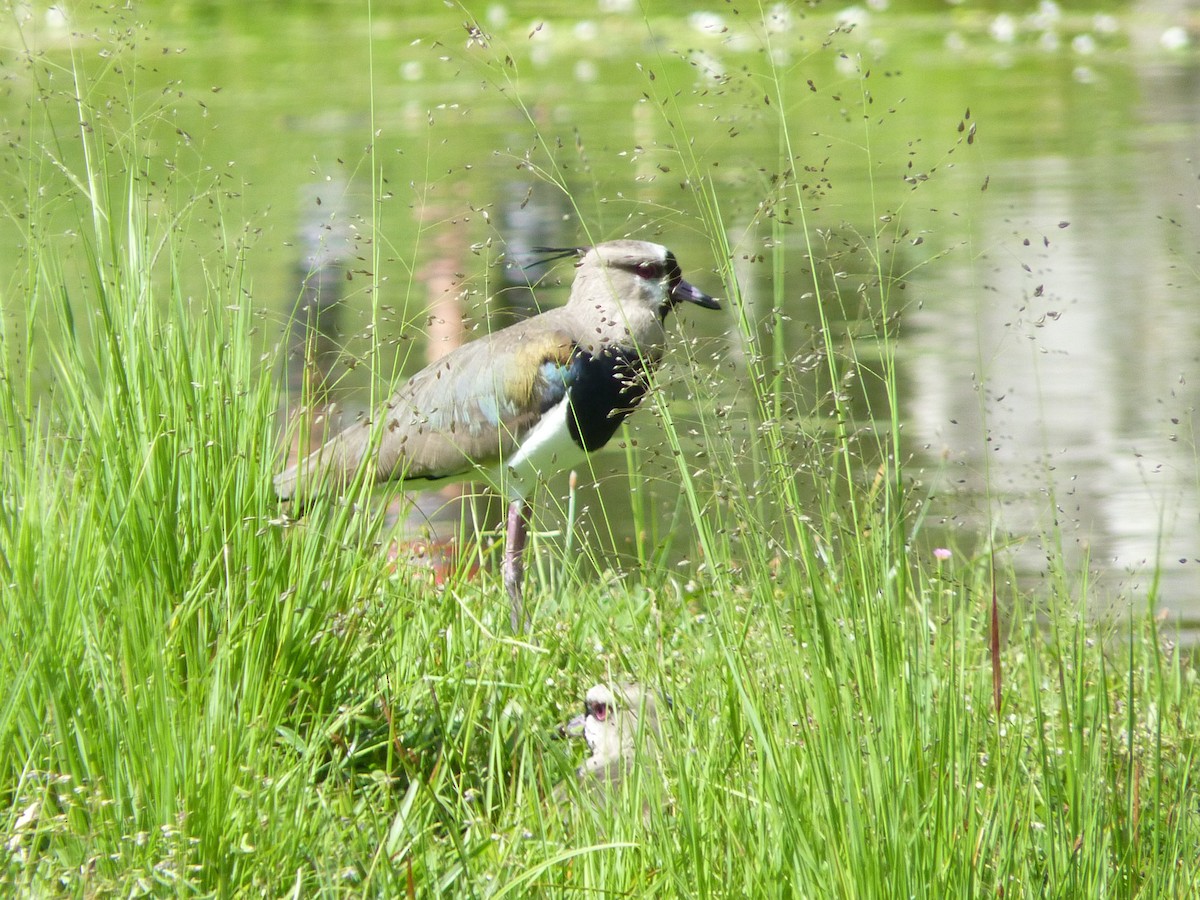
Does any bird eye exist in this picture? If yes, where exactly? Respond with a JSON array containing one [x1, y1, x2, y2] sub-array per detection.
[[635, 262, 662, 279]]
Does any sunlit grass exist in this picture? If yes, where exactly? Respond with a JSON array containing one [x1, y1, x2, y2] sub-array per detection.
[[2, 5, 1199, 898]]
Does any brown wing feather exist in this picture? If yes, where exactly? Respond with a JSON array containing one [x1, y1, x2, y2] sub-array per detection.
[[274, 319, 576, 503]]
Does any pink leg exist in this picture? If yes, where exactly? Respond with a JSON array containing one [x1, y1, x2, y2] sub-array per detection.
[[503, 499, 532, 632]]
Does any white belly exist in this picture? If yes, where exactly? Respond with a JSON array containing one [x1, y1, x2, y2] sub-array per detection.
[[500, 398, 587, 499]]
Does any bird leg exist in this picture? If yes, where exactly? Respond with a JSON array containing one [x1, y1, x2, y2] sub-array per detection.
[[503, 498, 532, 632]]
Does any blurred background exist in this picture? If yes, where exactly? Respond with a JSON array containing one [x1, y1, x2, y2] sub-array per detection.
[[4, 0, 1200, 630]]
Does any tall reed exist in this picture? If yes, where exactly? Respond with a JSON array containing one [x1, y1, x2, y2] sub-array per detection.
[[1, 5, 1197, 897]]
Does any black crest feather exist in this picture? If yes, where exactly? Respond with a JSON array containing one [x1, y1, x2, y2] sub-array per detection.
[[524, 245, 589, 270]]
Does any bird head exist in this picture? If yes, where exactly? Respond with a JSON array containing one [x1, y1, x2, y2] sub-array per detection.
[[533, 240, 720, 323], [582, 240, 720, 318], [564, 682, 661, 776]]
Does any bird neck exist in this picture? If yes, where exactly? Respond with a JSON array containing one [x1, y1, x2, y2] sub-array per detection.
[[564, 276, 667, 359]]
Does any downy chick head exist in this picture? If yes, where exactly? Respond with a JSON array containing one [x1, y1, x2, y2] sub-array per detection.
[[565, 682, 661, 779]]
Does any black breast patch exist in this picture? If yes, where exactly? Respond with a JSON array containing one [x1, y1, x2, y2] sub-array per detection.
[[565, 347, 650, 452]]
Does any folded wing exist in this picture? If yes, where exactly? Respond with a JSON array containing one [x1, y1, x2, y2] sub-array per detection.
[[274, 326, 577, 502]]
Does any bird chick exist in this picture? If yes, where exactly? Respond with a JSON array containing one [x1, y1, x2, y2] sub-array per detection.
[[563, 682, 661, 787]]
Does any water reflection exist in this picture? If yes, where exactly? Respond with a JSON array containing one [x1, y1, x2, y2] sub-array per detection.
[[284, 181, 352, 441], [904, 42, 1200, 636], [11, 4, 1200, 629]]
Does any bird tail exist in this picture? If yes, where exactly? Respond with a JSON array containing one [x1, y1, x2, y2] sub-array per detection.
[[272, 459, 302, 502], [273, 424, 373, 508]]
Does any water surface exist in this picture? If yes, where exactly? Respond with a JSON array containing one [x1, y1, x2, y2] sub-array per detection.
[[5, 2, 1199, 631]]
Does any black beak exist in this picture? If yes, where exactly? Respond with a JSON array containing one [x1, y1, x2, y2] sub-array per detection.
[[671, 278, 721, 310]]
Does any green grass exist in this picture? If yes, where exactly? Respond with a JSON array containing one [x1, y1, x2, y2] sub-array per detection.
[[3, 7, 1200, 898]]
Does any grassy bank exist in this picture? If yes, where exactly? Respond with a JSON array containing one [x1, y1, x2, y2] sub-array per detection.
[[3, 9, 1199, 899]]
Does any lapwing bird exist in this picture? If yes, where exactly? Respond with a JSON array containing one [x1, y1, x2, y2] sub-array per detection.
[[274, 240, 719, 629], [563, 682, 662, 787]]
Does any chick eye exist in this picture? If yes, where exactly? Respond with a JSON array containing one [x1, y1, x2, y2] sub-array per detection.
[[635, 262, 662, 279]]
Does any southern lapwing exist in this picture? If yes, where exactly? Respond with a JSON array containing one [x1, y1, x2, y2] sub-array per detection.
[[562, 682, 662, 790], [274, 239, 719, 629]]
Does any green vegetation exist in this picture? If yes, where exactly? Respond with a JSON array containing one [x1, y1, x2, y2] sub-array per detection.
[[2, 4, 1197, 897]]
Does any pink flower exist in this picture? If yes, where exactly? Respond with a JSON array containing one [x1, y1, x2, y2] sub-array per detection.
[[933, 548, 952, 562]]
